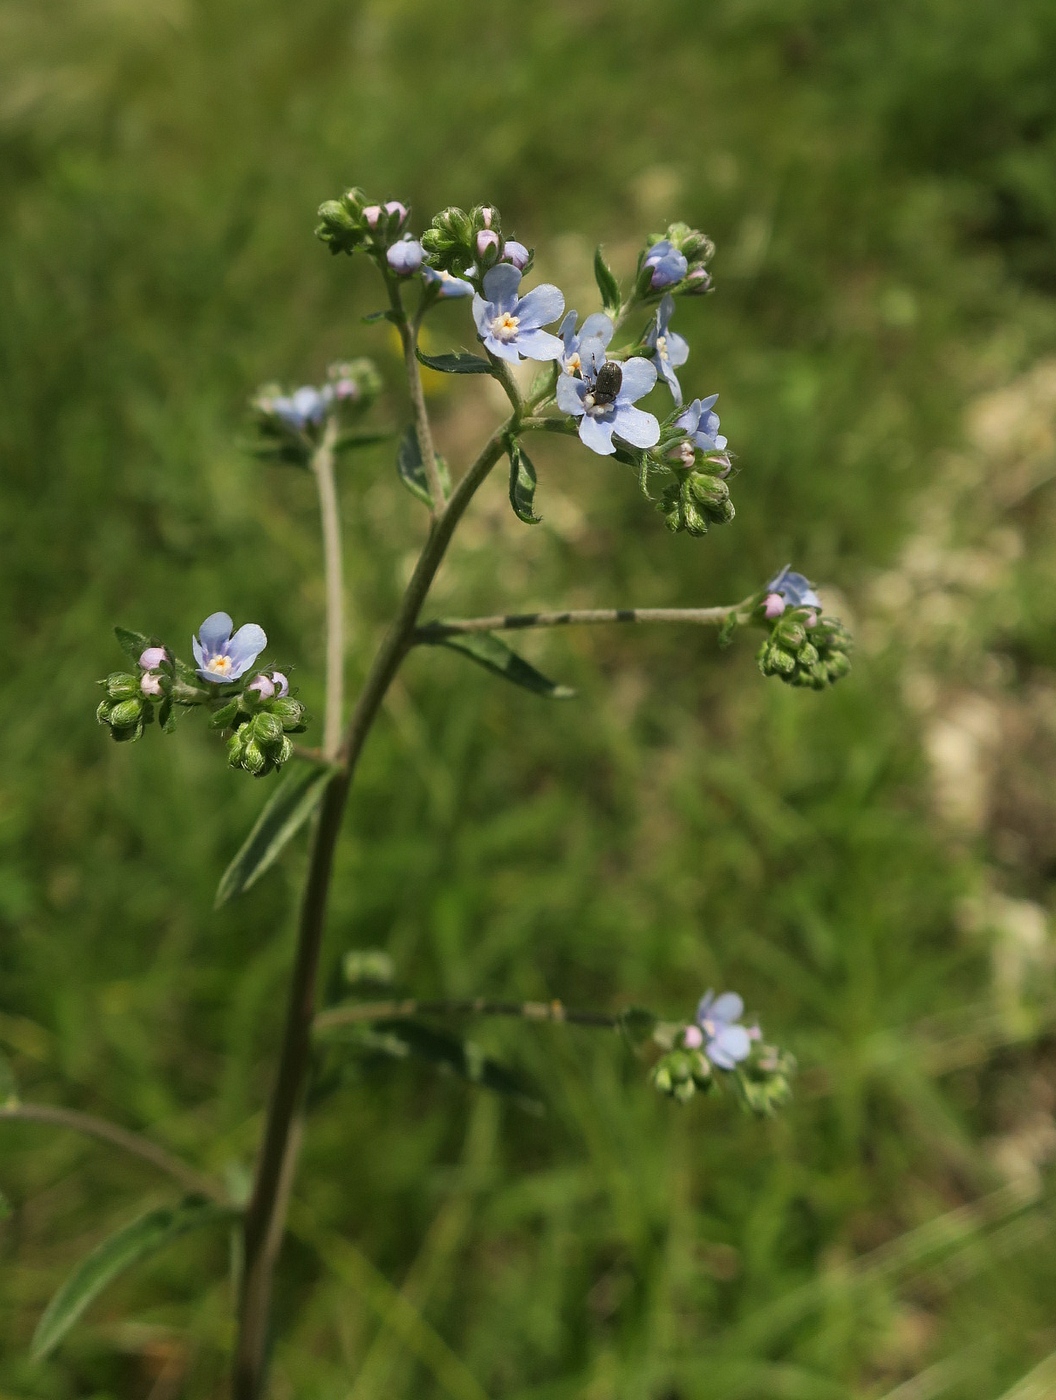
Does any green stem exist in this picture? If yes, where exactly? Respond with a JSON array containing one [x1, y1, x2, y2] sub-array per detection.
[[315, 998, 621, 1033], [413, 603, 744, 640], [0, 1102, 224, 1202], [232, 409, 518, 1400], [311, 418, 345, 760], [389, 281, 445, 514]]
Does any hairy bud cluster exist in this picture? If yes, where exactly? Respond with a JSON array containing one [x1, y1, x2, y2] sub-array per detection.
[[420, 204, 532, 286], [315, 188, 410, 256], [658, 463, 736, 535], [651, 1036, 795, 1114], [651, 1046, 714, 1103], [636, 221, 715, 298], [757, 609, 852, 689], [97, 675, 156, 743], [214, 692, 308, 777]]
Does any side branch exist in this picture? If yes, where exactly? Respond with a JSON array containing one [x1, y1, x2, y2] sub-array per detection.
[[414, 603, 743, 641], [316, 998, 621, 1033], [390, 285, 445, 513], [0, 1102, 225, 1202]]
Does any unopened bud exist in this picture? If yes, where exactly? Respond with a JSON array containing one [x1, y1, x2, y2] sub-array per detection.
[[140, 672, 163, 697], [139, 646, 167, 670], [476, 229, 500, 258], [106, 672, 140, 700]]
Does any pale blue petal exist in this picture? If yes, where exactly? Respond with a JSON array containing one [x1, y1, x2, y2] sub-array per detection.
[[711, 1024, 751, 1065], [472, 294, 491, 337], [556, 375, 587, 416], [699, 393, 719, 412], [696, 990, 716, 1023], [676, 400, 702, 434], [579, 313, 614, 346], [580, 337, 608, 378], [227, 623, 268, 674], [711, 992, 744, 1025], [659, 359, 683, 404], [516, 283, 565, 330], [612, 404, 660, 449], [578, 412, 616, 456], [482, 262, 521, 310], [198, 612, 233, 652], [482, 334, 522, 364], [667, 331, 690, 368], [515, 328, 564, 362], [559, 310, 578, 352], [191, 636, 205, 668], [618, 357, 658, 402]]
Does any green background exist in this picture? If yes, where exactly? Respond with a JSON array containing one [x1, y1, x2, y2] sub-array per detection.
[[3, 0, 1056, 1395]]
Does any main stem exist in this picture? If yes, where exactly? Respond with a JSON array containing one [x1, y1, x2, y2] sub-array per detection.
[[312, 418, 345, 760], [232, 409, 517, 1400]]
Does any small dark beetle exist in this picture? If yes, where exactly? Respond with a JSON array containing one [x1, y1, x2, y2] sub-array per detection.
[[592, 360, 623, 407]]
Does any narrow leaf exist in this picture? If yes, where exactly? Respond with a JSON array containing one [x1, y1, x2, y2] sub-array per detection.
[[415, 348, 492, 375], [508, 441, 542, 525], [215, 761, 335, 907], [334, 428, 394, 453], [32, 1196, 232, 1360], [593, 246, 621, 314], [158, 695, 176, 733], [362, 309, 401, 325], [359, 1019, 543, 1113], [423, 631, 575, 699], [113, 627, 153, 665], [395, 425, 450, 507]]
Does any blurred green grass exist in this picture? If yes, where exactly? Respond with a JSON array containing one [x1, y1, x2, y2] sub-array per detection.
[[3, 0, 1056, 1395]]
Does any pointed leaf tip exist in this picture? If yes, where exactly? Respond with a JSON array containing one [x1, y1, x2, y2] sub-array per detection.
[[422, 630, 575, 700], [215, 761, 336, 907]]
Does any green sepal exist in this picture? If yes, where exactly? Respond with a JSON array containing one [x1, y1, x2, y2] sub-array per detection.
[[333, 1018, 543, 1115], [113, 627, 154, 665], [421, 630, 575, 700], [208, 700, 241, 730], [507, 440, 542, 525], [415, 348, 492, 375], [158, 694, 176, 733], [593, 246, 622, 316], [31, 1195, 235, 1361], [215, 760, 336, 907], [718, 612, 740, 650], [396, 425, 451, 508]]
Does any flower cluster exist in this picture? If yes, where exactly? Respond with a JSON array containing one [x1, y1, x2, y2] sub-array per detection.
[[420, 203, 532, 288], [755, 569, 852, 689], [649, 990, 793, 1111], [254, 360, 381, 463], [96, 614, 306, 775], [637, 222, 715, 296]]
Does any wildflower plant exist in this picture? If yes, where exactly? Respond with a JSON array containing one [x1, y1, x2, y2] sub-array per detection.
[[5, 190, 854, 1397]]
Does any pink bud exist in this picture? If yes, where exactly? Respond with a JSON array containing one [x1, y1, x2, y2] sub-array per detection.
[[682, 1024, 704, 1049], [476, 229, 500, 257], [270, 671, 290, 697], [139, 646, 167, 670], [384, 200, 408, 223], [480, 206, 495, 228], [362, 205, 381, 227], [140, 672, 163, 697], [248, 674, 276, 700], [763, 593, 786, 620]]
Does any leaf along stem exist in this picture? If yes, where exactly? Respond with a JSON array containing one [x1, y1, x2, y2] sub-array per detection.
[[0, 1102, 225, 1203]]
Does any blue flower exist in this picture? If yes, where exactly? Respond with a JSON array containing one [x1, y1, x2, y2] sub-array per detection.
[[766, 566, 821, 612], [269, 386, 332, 432], [695, 990, 754, 1070], [675, 394, 726, 453], [556, 342, 660, 457], [192, 612, 267, 685], [472, 264, 565, 365], [422, 265, 474, 298], [557, 310, 614, 377], [643, 239, 688, 290], [387, 236, 424, 275], [643, 294, 689, 402]]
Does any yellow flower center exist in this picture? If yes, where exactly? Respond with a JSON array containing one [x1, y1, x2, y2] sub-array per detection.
[[656, 335, 669, 361], [206, 655, 233, 676], [491, 311, 520, 342], [565, 352, 582, 376]]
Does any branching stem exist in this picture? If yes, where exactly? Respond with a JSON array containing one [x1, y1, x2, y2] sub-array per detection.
[[414, 603, 745, 641], [389, 281, 445, 513], [316, 998, 621, 1032]]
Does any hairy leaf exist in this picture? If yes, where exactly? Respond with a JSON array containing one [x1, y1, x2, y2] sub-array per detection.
[[32, 1196, 233, 1360], [422, 631, 575, 699], [113, 627, 154, 665], [415, 348, 492, 375], [215, 761, 336, 907], [507, 441, 542, 525], [593, 246, 621, 315], [396, 425, 451, 507]]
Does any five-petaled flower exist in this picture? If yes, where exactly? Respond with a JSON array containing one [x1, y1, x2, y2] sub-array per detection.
[[268, 386, 332, 432], [556, 341, 661, 457], [693, 990, 756, 1069], [557, 310, 614, 378], [673, 394, 727, 467], [763, 566, 821, 619], [643, 294, 689, 402], [422, 266, 474, 298], [472, 264, 565, 364], [643, 239, 688, 289], [193, 612, 268, 685]]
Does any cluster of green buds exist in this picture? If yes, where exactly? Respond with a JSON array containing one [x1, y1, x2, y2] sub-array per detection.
[[658, 459, 735, 535], [315, 187, 413, 259], [97, 663, 166, 743], [755, 572, 852, 690], [97, 637, 191, 742], [420, 203, 533, 286], [635, 222, 715, 299], [212, 681, 307, 778], [651, 1040, 715, 1103]]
